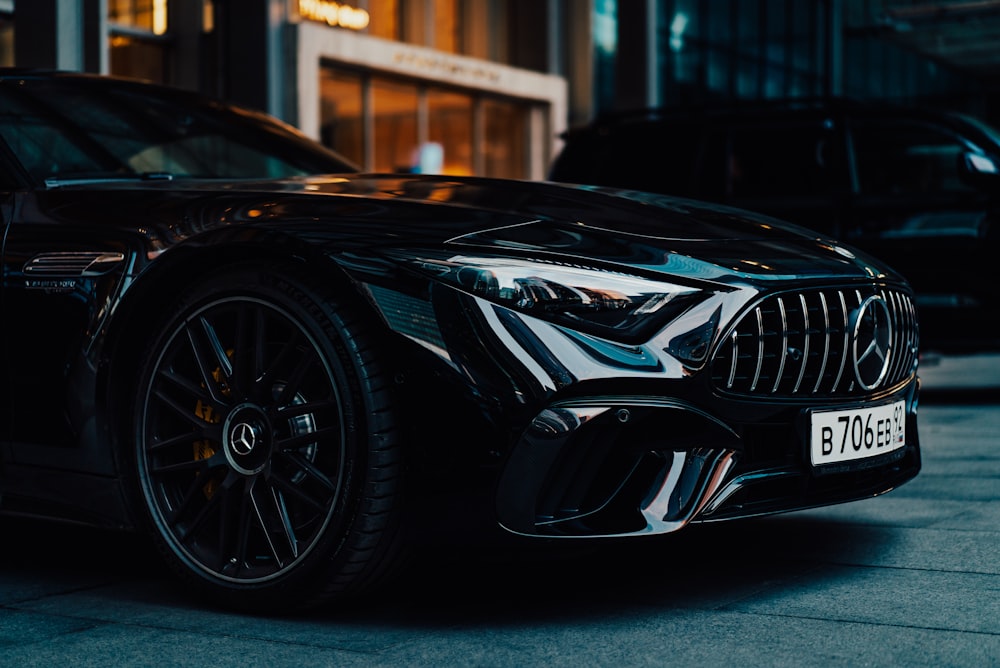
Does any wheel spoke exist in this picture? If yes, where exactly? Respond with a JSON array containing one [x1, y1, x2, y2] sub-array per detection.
[[249, 480, 288, 568], [232, 304, 265, 399], [192, 314, 233, 388], [274, 344, 317, 406], [230, 479, 254, 570], [184, 322, 228, 405], [175, 485, 224, 544], [168, 464, 220, 537], [150, 430, 207, 454], [270, 469, 333, 513], [258, 336, 297, 393], [277, 399, 339, 420], [151, 458, 212, 476], [158, 367, 225, 413], [276, 425, 340, 453], [152, 386, 223, 433], [270, 484, 300, 559], [277, 450, 338, 493], [254, 308, 267, 392]]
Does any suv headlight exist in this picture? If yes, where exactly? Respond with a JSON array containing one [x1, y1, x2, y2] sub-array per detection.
[[407, 254, 706, 342]]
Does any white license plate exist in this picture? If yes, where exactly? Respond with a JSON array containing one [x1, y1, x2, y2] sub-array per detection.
[[809, 400, 906, 467]]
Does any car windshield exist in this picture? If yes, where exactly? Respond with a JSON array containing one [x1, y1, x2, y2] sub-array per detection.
[[0, 76, 358, 185]]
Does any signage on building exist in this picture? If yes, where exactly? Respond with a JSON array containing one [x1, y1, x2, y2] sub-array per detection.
[[392, 51, 502, 85], [297, 0, 370, 31]]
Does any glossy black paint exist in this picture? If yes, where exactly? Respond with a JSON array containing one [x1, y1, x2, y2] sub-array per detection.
[[0, 73, 920, 565], [0, 172, 919, 528]]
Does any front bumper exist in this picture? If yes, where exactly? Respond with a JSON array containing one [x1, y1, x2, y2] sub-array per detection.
[[495, 381, 920, 538], [359, 271, 922, 540]]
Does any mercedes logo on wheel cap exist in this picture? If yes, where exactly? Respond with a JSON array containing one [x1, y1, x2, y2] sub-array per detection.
[[230, 421, 259, 456], [222, 404, 272, 476], [852, 295, 893, 391]]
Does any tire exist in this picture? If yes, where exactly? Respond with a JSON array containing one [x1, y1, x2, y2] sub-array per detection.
[[128, 264, 403, 612]]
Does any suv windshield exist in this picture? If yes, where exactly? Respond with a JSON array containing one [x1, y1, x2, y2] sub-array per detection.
[[0, 76, 357, 184]]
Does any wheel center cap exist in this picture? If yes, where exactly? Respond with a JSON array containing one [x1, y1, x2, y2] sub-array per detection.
[[222, 403, 272, 475], [229, 421, 260, 456]]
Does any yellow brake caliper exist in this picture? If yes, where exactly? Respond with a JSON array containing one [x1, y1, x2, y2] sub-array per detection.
[[193, 361, 231, 499], [193, 399, 220, 499]]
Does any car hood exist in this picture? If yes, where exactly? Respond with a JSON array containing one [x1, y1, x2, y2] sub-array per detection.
[[40, 174, 899, 284], [291, 175, 898, 284]]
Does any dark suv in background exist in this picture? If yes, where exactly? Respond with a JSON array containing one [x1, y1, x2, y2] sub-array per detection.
[[549, 99, 1000, 353]]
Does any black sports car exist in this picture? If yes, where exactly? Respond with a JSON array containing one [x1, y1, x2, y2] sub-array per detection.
[[0, 71, 921, 612]]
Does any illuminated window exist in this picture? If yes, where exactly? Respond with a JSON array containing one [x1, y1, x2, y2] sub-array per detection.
[[110, 36, 168, 83], [428, 89, 472, 175], [372, 79, 419, 172], [0, 15, 12, 67], [109, 0, 168, 35], [319, 64, 531, 178], [483, 98, 528, 178], [359, 1, 528, 63], [366, 0, 461, 53], [319, 68, 364, 168], [432, 0, 460, 53], [368, 0, 401, 40], [108, 0, 170, 83], [203, 0, 215, 33]]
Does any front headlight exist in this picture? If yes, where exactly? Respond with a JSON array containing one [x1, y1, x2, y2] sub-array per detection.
[[408, 255, 706, 342]]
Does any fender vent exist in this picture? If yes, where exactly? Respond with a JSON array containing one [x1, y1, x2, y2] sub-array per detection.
[[23, 251, 125, 277]]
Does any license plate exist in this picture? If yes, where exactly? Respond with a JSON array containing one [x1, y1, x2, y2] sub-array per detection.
[[809, 400, 906, 467]]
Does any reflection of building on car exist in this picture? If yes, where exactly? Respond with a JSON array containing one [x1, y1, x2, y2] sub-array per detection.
[[549, 99, 1000, 353], [0, 72, 921, 613]]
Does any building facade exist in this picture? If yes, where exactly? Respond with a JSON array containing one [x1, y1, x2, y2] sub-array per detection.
[[4, 0, 570, 179], [600, 0, 995, 121], [0, 1, 996, 176]]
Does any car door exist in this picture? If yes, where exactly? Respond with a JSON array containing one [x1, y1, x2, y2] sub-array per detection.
[[1, 187, 132, 475], [0, 78, 134, 475]]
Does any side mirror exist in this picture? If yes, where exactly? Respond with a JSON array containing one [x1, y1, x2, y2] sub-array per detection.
[[958, 151, 1000, 191]]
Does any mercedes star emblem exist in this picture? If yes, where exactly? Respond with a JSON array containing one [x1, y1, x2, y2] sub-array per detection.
[[852, 295, 893, 390], [230, 422, 258, 456]]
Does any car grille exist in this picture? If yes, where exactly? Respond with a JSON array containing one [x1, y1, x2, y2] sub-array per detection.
[[710, 286, 917, 398]]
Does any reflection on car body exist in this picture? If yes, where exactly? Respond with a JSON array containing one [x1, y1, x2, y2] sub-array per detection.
[[0, 71, 921, 612]]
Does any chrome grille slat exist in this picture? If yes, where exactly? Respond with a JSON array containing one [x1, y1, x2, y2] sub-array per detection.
[[814, 291, 831, 395], [750, 307, 764, 392], [711, 286, 918, 399], [772, 297, 788, 394], [726, 329, 739, 389], [792, 293, 810, 394], [830, 291, 850, 393], [886, 289, 903, 382]]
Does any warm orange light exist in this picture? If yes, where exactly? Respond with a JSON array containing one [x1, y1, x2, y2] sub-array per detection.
[[153, 0, 168, 35], [202, 0, 215, 33], [298, 0, 370, 30]]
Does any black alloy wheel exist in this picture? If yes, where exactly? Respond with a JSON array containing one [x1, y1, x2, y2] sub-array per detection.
[[131, 266, 402, 611]]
